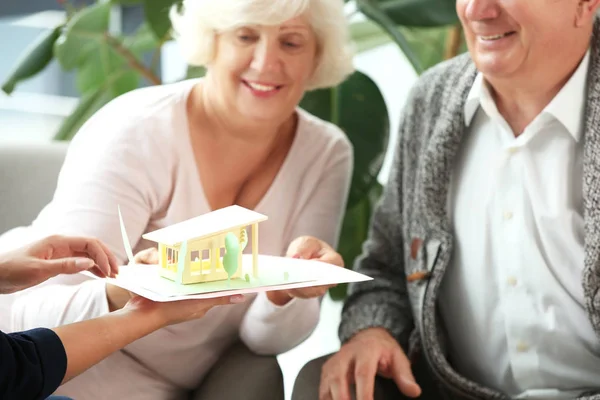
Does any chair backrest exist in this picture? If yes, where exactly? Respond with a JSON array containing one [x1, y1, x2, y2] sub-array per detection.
[[0, 142, 68, 235]]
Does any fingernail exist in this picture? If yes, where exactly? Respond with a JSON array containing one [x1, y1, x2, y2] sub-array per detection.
[[229, 295, 246, 304], [292, 254, 301, 259], [75, 258, 94, 270]]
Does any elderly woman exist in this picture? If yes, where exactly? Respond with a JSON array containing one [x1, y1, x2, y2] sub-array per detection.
[[0, 0, 355, 398]]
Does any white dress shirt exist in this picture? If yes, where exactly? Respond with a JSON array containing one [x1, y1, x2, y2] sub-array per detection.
[[439, 49, 600, 399]]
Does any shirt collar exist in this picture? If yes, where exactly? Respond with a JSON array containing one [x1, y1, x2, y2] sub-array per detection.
[[464, 49, 591, 142]]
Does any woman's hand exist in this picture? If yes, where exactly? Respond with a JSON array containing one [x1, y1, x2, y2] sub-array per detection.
[[0, 235, 119, 294], [266, 236, 344, 306], [134, 247, 159, 264], [106, 247, 159, 311]]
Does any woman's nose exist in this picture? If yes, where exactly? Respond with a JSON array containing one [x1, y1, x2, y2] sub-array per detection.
[[251, 40, 281, 73]]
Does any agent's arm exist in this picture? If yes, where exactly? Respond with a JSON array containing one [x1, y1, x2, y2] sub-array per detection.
[[0, 235, 245, 399]]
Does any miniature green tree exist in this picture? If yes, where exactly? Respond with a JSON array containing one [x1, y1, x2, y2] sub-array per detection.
[[223, 232, 240, 282]]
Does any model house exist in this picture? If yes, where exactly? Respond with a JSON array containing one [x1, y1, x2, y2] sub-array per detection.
[[142, 205, 268, 285]]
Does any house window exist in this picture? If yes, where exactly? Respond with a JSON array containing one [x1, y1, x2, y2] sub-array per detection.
[[167, 248, 178, 264]]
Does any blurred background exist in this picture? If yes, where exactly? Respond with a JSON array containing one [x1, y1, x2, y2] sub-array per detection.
[[0, 0, 464, 398]]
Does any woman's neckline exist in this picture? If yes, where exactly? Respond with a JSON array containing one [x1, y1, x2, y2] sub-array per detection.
[[177, 79, 305, 214]]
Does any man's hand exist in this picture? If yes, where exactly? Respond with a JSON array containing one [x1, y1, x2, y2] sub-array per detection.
[[0, 235, 119, 294], [267, 236, 344, 306], [319, 328, 421, 400]]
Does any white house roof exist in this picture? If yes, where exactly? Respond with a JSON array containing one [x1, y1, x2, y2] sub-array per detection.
[[142, 205, 268, 246]]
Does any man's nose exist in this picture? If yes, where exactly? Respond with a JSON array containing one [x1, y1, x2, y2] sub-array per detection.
[[465, 0, 501, 21]]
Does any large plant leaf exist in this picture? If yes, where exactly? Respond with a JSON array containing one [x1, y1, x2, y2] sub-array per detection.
[[300, 71, 388, 300], [1, 25, 62, 95], [111, 0, 142, 5], [301, 71, 389, 208], [123, 22, 161, 57], [142, 0, 180, 40], [54, 2, 111, 70], [185, 65, 206, 79], [356, 0, 461, 73], [76, 46, 140, 95], [350, 20, 392, 53], [330, 182, 383, 300], [375, 0, 458, 27]]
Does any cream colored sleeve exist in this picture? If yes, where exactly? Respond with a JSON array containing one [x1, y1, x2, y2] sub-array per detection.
[[239, 133, 353, 355]]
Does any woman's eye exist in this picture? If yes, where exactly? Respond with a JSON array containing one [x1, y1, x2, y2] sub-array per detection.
[[238, 35, 257, 43], [283, 41, 301, 49]]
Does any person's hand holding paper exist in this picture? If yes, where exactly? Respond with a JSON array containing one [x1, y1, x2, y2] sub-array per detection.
[[266, 236, 343, 306]]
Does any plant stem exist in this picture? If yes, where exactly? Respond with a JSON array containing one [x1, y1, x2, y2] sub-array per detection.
[[444, 24, 463, 60], [104, 33, 161, 85]]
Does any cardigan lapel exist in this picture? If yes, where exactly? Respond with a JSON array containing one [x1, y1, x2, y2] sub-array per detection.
[[420, 62, 478, 234], [582, 19, 600, 335]]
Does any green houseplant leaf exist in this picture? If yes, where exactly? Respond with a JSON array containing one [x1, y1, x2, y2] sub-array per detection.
[[376, 0, 458, 27], [142, 0, 180, 40], [301, 71, 389, 208], [300, 71, 389, 299], [1, 25, 62, 95], [54, 2, 111, 70], [356, 0, 461, 73]]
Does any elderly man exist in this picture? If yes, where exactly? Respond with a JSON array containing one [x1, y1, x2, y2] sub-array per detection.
[[293, 0, 600, 399]]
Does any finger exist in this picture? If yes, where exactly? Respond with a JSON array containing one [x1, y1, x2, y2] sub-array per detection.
[[354, 355, 379, 400], [88, 266, 109, 278], [319, 379, 332, 400], [39, 257, 95, 277], [319, 388, 333, 400], [320, 356, 353, 400], [96, 240, 120, 277], [390, 351, 421, 398], [61, 237, 112, 278], [330, 377, 352, 400]]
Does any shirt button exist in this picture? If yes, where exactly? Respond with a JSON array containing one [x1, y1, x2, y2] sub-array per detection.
[[516, 341, 529, 352], [507, 147, 519, 154], [507, 276, 518, 286], [503, 211, 514, 220]]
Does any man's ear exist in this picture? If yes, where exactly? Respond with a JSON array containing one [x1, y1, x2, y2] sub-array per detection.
[[575, 0, 600, 28]]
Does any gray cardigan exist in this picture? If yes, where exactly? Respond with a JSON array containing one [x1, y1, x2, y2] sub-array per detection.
[[339, 20, 600, 400]]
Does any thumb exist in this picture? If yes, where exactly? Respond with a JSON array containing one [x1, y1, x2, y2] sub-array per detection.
[[135, 248, 159, 265], [41, 257, 95, 276], [286, 236, 321, 259]]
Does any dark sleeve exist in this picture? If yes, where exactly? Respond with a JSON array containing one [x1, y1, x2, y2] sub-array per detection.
[[0, 328, 67, 400]]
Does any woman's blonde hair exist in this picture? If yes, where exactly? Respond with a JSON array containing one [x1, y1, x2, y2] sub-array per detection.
[[170, 0, 355, 90]]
